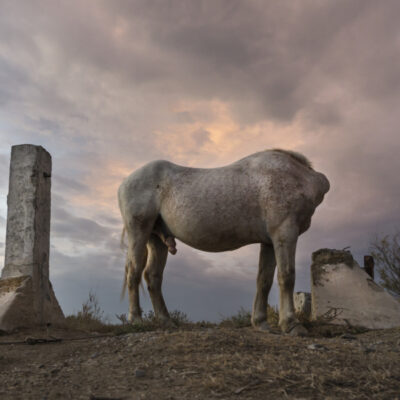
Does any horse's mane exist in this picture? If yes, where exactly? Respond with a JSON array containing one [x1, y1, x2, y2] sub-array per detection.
[[270, 148, 313, 169]]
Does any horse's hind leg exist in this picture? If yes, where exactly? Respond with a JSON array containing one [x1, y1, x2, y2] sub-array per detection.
[[251, 243, 276, 331], [271, 218, 307, 336], [125, 221, 153, 323], [144, 234, 170, 324]]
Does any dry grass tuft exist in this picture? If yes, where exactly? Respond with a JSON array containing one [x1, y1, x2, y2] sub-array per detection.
[[65, 291, 193, 334], [64, 291, 114, 333], [113, 310, 192, 335], [65, 293, 370, 341], [297, 307, 370, 337]]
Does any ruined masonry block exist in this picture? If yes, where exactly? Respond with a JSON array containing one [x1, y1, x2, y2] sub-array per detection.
[[0, 145, 64, 331], [311, 248, 400, 330]]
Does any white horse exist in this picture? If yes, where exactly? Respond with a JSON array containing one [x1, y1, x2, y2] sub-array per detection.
[[118, 149, 329, 335]]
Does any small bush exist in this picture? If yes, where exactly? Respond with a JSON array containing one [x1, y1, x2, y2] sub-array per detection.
[[370, 232, 400, 297], [65, 291, 113, 333], [170, 310, 190, 325], [77, 290, 104, 322], [220, 307, 252, 328]]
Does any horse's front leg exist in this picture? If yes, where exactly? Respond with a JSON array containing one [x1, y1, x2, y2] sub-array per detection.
[[271, 219, 307, 336], [251, 243, 276, 331]]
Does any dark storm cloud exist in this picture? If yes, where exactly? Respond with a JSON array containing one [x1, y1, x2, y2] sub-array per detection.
[[0, 0, 375, 123], [0, 56, 30, 106], [51, 201, 116, 246], [2, 0, 400, 140], [2, 0, 400, 125], [93, 0, 396, 123]]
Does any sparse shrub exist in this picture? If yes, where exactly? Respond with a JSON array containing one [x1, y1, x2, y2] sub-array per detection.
[[65, 290, 112, 332], [370, 231, 400, 297], [76, 290, 104, 322], [299, 307, 369, 337], [220, 307, 252, 328], [113, 309, 191, 335], [115, 313, 128, 325], [170, 310, 190, 325]]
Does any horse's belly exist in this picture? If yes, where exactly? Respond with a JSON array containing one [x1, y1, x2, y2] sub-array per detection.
[[159, 169, 268, 251], [161, 212, 267, 252]]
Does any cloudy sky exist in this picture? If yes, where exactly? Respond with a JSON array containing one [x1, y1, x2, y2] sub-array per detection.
[[0, 0, 399, 322]]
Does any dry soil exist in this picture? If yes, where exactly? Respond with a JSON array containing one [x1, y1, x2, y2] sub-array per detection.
[[0, 326, 399, 399]]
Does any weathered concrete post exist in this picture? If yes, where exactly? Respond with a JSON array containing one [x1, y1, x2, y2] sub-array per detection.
[[0, 145, 64, 331]]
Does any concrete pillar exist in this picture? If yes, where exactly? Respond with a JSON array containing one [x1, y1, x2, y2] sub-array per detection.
[[0, 145, 64, 331]]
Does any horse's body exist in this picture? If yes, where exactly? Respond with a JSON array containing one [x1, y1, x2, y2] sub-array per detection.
[[118, 149, 329, 334]]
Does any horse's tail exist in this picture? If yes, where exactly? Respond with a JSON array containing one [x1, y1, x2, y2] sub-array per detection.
[[121, 259, 128, 301], [120, 226, 127, 250]]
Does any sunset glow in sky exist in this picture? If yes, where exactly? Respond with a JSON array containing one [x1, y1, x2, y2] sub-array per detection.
[[0, 1, 399, 321]]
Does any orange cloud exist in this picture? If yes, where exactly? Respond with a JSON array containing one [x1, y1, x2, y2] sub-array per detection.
[[155, 99, 306, 167], [66, 159, 135, 222]]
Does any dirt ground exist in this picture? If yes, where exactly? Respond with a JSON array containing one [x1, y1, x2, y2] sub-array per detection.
[[1, 325, 400, 400]]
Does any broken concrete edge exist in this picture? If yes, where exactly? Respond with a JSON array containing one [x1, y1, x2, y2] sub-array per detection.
[[310, 248, 400, 329], [311, 248, 354, 286], [0, 276, 65, 333]]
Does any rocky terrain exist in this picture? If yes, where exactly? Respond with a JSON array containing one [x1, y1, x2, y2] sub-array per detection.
[[1, 324, 399, 399]]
